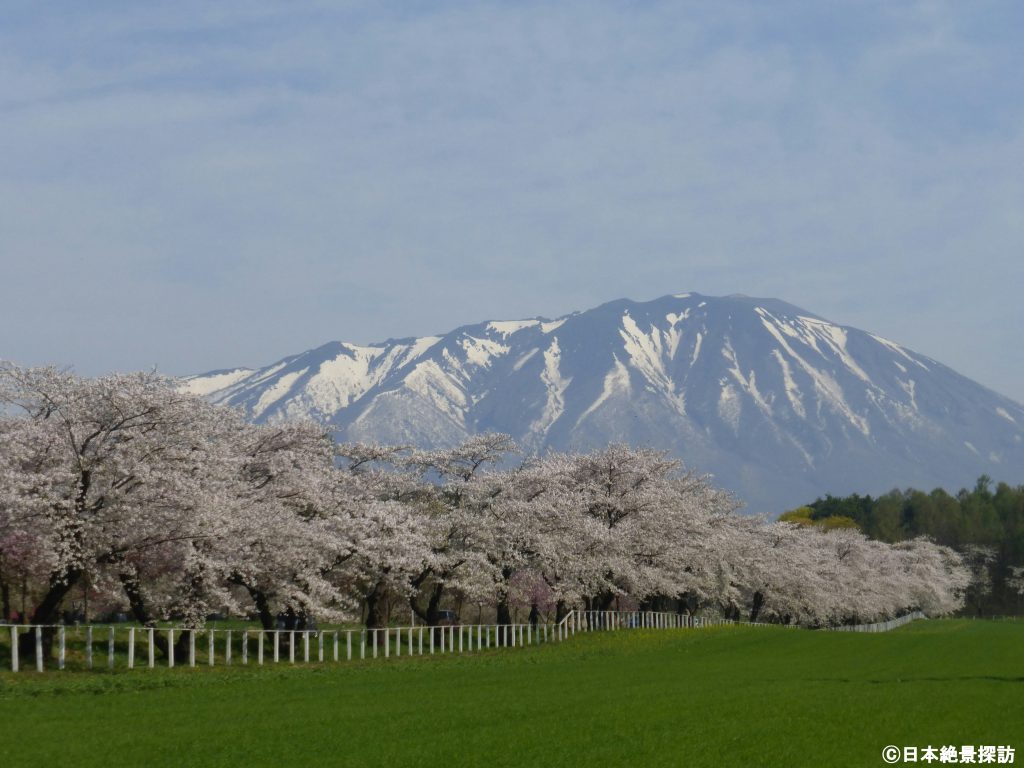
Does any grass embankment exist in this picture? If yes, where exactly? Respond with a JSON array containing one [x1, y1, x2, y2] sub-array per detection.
[[0, 620, 1021, 767]]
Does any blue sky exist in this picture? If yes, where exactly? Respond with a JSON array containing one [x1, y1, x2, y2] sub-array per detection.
[[1, 1, 1022, 401]]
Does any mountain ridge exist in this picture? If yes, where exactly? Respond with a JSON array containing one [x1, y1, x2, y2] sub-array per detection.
[[184, 293, 1024, 513]]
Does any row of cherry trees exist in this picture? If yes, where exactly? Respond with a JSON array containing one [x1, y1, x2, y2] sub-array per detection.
[[0, 365, 969, 657]]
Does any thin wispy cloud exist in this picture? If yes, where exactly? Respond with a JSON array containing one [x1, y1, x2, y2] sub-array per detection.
[[1, 1, 1022, 400]]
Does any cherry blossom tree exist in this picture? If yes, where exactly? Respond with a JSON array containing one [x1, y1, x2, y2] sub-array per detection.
[[403, 433, 517, 626], [535, 445, 741, 614], [0, 365, 238, 655]]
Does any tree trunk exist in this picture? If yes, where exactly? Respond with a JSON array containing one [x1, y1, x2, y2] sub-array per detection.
[[496, 599, 513, 646], [409, 578, 445, 625], [248, 586, 275, 631], [494, 566, 515, 645], [677, 592, 697, 615], [119, 570, 190, 660], [1, 575, 9, 623], [554, 600, 568, 623], [365, 581, 388, 632], [749, 591, 765, 623], [21, 568, 82, 659]]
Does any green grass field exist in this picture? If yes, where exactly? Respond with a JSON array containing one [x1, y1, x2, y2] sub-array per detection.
[[1, 620, 1021, 767]]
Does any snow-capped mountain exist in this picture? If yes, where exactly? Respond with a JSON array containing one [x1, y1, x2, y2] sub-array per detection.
[[184, 293, 1024, 513]]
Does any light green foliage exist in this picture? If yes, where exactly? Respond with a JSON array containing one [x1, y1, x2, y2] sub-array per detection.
[[815, 515, 860, 530], [780, 506, 859, 531], [778, 506, 816, 525]]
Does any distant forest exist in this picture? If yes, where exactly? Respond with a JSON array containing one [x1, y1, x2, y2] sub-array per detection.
[[787, 476, 1024, 616]]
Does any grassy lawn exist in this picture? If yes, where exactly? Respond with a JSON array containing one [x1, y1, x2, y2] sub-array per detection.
[[0, 620, 1021, 767]]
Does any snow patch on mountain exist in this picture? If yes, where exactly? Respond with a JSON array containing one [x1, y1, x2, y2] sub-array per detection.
[[404, 360, 468, 421], [488, 320, 540, 337], [722, 340, 772, 418], [620, 313, 685, 415], [254, 368, 307, 418], [182, 368, 252, 396], [512, 348, 539, 371], [458, 336, 510, 368], [531, 338, 572, 438], [772, 350, 805, 418], [870, 334, 930, 371], [718, 382, 741, 433], [799, 316, 873, 384], [577, 354, 631, 426], [756, 308, 869, 436]]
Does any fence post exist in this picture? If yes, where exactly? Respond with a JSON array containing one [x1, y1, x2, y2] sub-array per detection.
[[168, 629, 174, 668], [86, 626, 93, 669], [148, 628, 155, 668], [226, 630, 233, 666], [289, 631, 296, 664], [334, 631, 339, 662], [35, 626, 43, 672], [372, 629, 378, 659], [258, 631, 264, 665], [384, 628, 389, 659], [128, 627, 135, 669], [208, 630, 215, 666], [109, 626, 116, 670], [10, 626, 18, 673], [347, 630, 352, 661], [241, 631, 247, 665], [59, 626, 66, 670], [360, 631, 366, 660], [304, 631, 310, 663], [429, 627, 435, 655], [319, 631, 324, 663], [188, 629, 195, 668], [273, 631, 280, 663]]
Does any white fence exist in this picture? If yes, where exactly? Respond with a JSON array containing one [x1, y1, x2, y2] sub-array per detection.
[[1, 620, 559, 674], [0, 608, 923, 673], [827, 610, 926, 633]]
